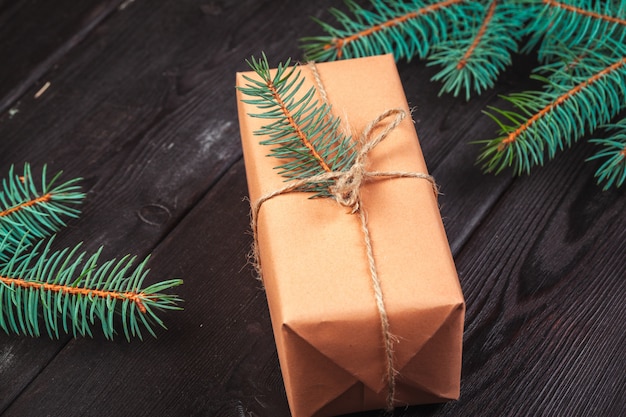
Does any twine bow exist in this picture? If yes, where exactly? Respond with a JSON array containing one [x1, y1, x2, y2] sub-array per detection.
[[249, 66, 438, 412]]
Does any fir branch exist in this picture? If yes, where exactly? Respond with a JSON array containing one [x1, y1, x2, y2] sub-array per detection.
[[298, 0, 626, 188], [238, 54, 357, 198], [545, 0, 626, 26], [535, 40, 599, 77], [588, 119, 626, 190], [0, 238, 182, 340], [0, 164, 83, 251], [300, 0, 482, 62], [527, 0, 626, 53], [428, 0, 533, 99], [0, 164, 183, 339], [477, 50, 626, 175], [454, 0, 499, 70]]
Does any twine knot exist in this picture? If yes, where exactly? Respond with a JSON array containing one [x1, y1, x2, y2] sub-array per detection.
[[330, 108, 407, 213], [331, 162, 364, 211]]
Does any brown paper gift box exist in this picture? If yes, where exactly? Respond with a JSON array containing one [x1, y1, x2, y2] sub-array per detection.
[[236, 54, 465, 417]]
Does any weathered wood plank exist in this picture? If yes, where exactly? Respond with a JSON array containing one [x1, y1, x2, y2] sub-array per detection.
[[1, 161, 290, 417], [449, 139, 626, 417], [0, 0, 266, 409], [0, 0, 125, 114]]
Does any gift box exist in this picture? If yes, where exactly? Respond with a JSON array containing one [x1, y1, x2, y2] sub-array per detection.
[[236, 54, 465, 417]]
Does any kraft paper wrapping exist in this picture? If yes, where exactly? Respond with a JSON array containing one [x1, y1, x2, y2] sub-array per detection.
[[236, 54, 465, 417]]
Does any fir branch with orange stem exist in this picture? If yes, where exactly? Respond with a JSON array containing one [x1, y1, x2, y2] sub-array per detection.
[[0, 164, 183, 340], [543, 0, 626, 27], [428, 0, 531, 99], [300, 0, 626, 189], [477, 41, 626, 177], [527, 0, 626, 55], [238, 53, 357, 199], [301, 0, 536, 99], [0, 237, 182, 340], [301, 0, 483, 63], [0, 164, 83, 251]]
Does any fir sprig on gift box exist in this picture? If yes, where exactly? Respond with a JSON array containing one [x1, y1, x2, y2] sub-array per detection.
[[238, 54, 357, 198], [0, 164, 183, 340], [300, 0, 626, 189]]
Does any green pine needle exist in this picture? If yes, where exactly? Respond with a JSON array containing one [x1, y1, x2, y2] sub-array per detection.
[[477, 38, 626, 177], [527, 0, 626, 55], [238, 53, 357, 198], [0, 163, 83, 252], [0, 237, 183, 340], [299, 0, 626, 187], [300, 0, 482, 63], [535, 40, 611, 79], [428, 0, 535, 100], [0, 164, 183, 340], [588, 119, 626, 190]]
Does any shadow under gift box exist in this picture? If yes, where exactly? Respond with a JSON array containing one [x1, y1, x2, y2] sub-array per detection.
[[236, 54, 464, 417]]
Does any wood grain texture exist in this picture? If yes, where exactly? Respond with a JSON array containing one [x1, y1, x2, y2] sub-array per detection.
[[1, 163, 292, 417], [1, 0, 624, 416], [0, 0, 125, 114], [451, 139, 626, 417]]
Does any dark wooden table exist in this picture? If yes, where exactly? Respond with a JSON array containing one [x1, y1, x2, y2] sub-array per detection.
[[1, 1, 624, 416]]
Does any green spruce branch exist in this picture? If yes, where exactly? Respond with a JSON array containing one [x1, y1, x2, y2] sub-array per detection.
[[477, 41, 626, 175], [301, 0, 483, 63], [588, 119, 626, 189], [0, 164, 182, 340], [238, 54, 357, 198], [301, 0, 535, 99], [428, 0, 533, 100], [0, 164, 82, 252], [527, 0, 626, 55], [300, 0, 626, 189]]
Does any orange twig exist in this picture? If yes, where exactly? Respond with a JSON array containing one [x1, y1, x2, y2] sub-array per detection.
[[0, 275, 147, 313], [265, 78, 331, 172], [499, 56, 626, 150], [457, 0, 498, 70], [0, 194, 51, 218], [544, 0, 626, 26], [325, 0, 466, 59]]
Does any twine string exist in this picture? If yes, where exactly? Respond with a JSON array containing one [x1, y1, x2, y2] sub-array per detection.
[[250, 63, 438, 412], [307, 61, 330, 106]]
